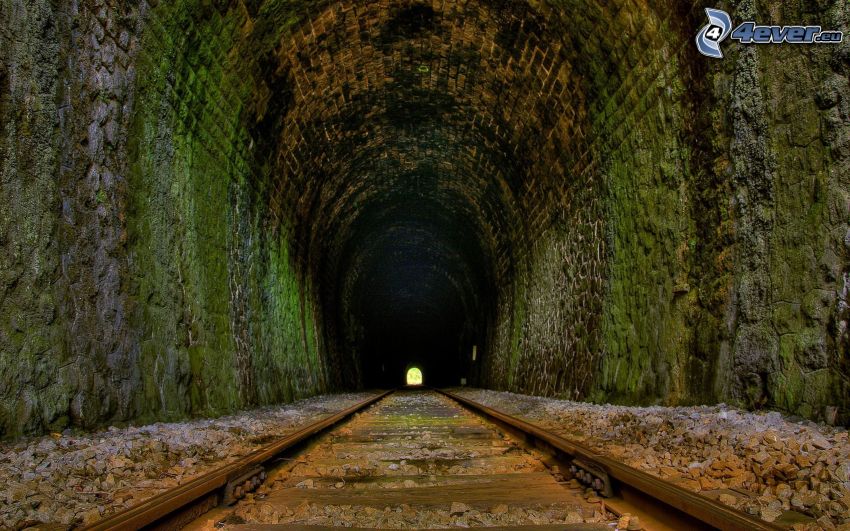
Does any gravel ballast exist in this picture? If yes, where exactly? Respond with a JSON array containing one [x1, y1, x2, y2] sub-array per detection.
[[226, 391, 616, 530], [0, 392, 378, 529], [450, 388, 850, 529]]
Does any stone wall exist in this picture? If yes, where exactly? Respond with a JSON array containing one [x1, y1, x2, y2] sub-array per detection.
[[482, 0, 850, 424], [0, 0, 329, 438], [125, 0, 329, 425], [716, 0, 850, 419], [482, 1, 701, 404], [0, 0, 64, 435]]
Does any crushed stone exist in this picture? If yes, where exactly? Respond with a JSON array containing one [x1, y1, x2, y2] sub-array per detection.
[[0, 392, 377, 529], [451, 388, 850, 529]]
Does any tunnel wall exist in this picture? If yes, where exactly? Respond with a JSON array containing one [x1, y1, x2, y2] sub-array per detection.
[[126, 0, 329, 422], [0, 0, 330, 437], [480, 1, 697, 404], [0, 0, 65, 436], [715, 0, 850, 419], [480, 0, 850, 423]]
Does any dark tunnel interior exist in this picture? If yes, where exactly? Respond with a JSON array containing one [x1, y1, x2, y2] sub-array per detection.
[[315, 126, 500, 388], [336, 200, 490, 388], [266, 2, 547, 390]]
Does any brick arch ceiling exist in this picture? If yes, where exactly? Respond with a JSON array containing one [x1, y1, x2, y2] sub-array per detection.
[[221, 0, 638, 385]]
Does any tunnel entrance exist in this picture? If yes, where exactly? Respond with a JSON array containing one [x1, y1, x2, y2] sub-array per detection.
[[406, 367, 423, 386]]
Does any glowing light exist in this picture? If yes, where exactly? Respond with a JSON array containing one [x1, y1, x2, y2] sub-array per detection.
[[406, 367, 423, 386]]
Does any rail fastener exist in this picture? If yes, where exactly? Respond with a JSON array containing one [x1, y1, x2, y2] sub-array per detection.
[[437, 388, 783, 531], [82, 390, 392, 531]]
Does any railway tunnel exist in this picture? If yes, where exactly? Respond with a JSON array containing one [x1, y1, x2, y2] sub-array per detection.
[[3, 0, 850, 438], [2, 0, 850, 527]]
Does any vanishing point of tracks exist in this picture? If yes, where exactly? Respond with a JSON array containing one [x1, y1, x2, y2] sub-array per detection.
[[84, 389, 781, 531]]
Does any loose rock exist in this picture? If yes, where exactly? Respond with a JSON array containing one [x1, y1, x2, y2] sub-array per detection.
[[453, 388, 850, 526], [0, 392, 377, 529]]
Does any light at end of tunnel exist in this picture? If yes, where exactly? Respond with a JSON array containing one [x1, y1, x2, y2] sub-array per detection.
[[406, 367, 423, 386]]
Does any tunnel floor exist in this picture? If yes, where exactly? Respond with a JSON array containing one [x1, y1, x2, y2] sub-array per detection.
[[1, 389, 849, 528], [223, 390, 615, 529]]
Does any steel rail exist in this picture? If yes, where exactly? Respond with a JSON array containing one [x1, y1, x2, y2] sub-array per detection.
[[83, 390, 393, 531], [437, 388, 783, 531]]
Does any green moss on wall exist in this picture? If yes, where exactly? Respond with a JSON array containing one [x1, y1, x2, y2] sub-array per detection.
[[596, 54, 696, 405], [124, 0, 328, 423], [710, 0, 850, 422], [486, 0, 849, 425], [0, 0, 63, 437]]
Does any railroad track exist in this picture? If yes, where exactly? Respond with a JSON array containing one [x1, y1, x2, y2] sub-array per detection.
[[83, 389, 785, 531]]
